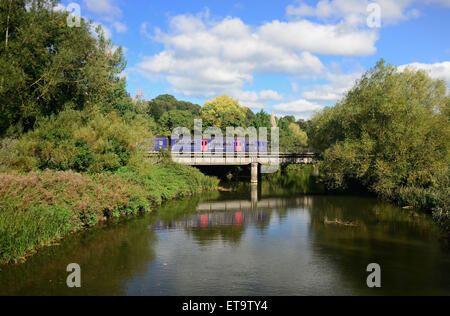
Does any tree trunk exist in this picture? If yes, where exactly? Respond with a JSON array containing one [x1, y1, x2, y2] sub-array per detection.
[[5, 0, 12, 49]]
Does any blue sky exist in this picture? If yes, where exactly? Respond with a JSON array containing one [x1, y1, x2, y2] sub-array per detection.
[[58, 0, 450, 118]]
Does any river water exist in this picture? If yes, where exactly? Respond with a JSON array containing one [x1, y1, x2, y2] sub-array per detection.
[[0, 181, 449, 296]]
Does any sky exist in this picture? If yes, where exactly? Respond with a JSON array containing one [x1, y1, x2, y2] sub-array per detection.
[[57, 0, 450, 119]]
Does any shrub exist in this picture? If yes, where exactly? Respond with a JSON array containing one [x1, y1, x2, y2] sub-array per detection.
[[3, 108, 152, 173]]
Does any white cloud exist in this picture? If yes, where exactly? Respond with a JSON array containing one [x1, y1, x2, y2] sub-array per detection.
[[399, 61, 450, 83], [301, 71, 363, 104], [287, 0, 450, 26], [235, 90, 283, 109], [258, 19, 378, 56], [113, 21, 127, 33], [83, 0, 127, 36], [83, 0, 122, 18], [273, 99, 324, 119], [137, 11, 381, 104], [53, 3, 69, 12]]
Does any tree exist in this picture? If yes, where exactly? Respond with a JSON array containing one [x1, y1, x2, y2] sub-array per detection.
[[201, 95, 247, 129], [244, 107, 255, 126], [0, 0, 129, 135], [310, 60, 450, 204], [250, 110, 271, 130], [280, 123, 308, 152], [148, 94, 200, 121], [158, 110, 195, 135]]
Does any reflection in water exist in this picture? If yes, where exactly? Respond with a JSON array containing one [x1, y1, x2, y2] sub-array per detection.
[[0, 184, 449, 296], [0, 216, 158, 296]]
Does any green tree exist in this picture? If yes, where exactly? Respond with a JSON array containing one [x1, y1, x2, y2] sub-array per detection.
[[158, 110, 195, 135], [0, 0, 129, 135], [201, 95, 248, 130], [250, 110, 271, 129], [148, 94, 200, 121], [310, 60, 450, 209], [244, 107, 255, 126], [280, 123, 308, 152]]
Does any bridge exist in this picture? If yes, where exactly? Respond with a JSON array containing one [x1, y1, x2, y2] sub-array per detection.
[[148, 151, 319, 184]]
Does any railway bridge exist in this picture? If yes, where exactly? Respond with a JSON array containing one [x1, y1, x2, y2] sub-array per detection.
[[148, 152, 319, 184]]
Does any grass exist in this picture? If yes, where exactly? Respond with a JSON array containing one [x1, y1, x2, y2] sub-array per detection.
[[0, 161, 219, 264]]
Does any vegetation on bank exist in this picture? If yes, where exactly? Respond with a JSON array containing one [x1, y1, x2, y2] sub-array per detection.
[[1, 1, 449, 264], [0, 1, 219, 264], [0, 163, 218, 264], [308, 60, 450, 233]]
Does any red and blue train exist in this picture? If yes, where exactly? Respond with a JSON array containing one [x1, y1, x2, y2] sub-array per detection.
[[151, 136, 268, 153]]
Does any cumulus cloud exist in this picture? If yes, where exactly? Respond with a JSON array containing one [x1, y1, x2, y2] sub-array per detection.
[[286, 0, 450, 26], [399, 61, 450, 84], [273, 99, 324, 119], [83, 0, 122, 18], [136, 10, 381, 106], [83, 0, 127, 35], [113, 21, 128, 33], [258, 20, 377, 56], [301, 71, 363, 104], [235, 90, 283, 109]]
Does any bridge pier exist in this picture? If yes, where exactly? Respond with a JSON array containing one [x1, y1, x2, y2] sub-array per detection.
[[251, 183, 258, 206], [251, 163, 259, 184]]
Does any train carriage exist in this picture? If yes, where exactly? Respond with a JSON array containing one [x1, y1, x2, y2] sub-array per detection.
[[151, 137, 268, 153]]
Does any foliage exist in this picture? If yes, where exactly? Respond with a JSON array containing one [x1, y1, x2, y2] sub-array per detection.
[[263, 164, 324, 195], [0, 162, 218, 264], [309, 60, 450, 226], [148, 94, 201, 121], [0, 108, 152, 173], [0, 0, 130, 135], [250, 110, 272, 130], [280, 123, 309, 152], [116, 158, 219, 206], [201, 95, 248, 129], [0, 1, 222, 264], [158, 110, 196, 135], [0, 170, 149, 263]]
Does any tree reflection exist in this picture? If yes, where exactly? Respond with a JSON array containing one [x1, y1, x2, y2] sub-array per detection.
[[307, 195, 450, 295], [0, 215, 158, 296]]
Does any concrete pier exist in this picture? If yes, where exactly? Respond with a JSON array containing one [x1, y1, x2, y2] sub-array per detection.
[[251, 163, 259, 184]]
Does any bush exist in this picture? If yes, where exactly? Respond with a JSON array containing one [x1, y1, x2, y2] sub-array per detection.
[[2, 108, 152, 173], [116, 158, 219, 206]]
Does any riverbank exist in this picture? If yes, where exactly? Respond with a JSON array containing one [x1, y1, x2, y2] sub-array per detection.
[[0, 161, 219, 265]]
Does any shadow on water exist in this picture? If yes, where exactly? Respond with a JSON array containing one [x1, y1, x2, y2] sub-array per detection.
[[0, 166, 449, 296]]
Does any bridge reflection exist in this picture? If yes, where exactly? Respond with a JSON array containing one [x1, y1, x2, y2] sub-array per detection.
[[151, 195, 314, 230]]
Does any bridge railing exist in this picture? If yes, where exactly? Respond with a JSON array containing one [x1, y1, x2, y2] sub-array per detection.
[[147, 151, 318, 158]]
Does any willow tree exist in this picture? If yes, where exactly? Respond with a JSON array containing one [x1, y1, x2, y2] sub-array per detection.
[[310, 60, 449, 210]]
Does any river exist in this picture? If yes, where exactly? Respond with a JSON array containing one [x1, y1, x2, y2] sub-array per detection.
[[0, 178, 449, 296]]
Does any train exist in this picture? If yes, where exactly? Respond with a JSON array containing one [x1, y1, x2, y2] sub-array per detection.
[[150, 136, 268, 153]]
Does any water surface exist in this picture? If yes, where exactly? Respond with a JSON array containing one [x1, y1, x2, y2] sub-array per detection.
[[0, 185, 449, 296]]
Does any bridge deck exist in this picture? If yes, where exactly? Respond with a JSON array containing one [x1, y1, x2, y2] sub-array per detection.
[[148, 152, 318, 166]]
